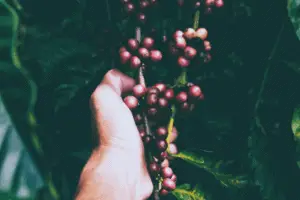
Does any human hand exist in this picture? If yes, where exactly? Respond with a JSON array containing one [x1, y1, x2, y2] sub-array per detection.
[[75, 69, 178, 200]]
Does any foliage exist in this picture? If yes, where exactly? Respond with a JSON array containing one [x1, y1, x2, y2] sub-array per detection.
[[172, 184, 206, 200], [0, 0, 300, 200]]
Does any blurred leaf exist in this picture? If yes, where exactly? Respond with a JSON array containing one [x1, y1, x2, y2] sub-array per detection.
[[0, 1, 59, 200], [292, 105, 300, 138], [172, 184, 206, 200], [288, 0, 300, 40], [0, 192, 33, 200], [292, 105, 300, 167], [172, 151, 249, 188]]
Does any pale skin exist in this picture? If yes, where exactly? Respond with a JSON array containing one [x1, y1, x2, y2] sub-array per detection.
[[75, 69, 178, 200]]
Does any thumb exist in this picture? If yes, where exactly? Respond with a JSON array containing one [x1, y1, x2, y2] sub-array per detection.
[[90, 69, 142, 151]]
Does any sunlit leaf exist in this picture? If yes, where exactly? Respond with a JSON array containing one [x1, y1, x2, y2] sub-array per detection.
[[172, 184, 206, 200], [288, 0, 300, 40], [172, 151, 249, 188]]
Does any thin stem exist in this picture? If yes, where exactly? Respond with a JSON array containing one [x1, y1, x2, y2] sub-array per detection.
[[193, 10, 200, 30], [166, 105, 176, 145], [254, 23, 284, 135], [136, 27, 141, 42], [175, 68, 188, 86], [105, 0, 112, 22]]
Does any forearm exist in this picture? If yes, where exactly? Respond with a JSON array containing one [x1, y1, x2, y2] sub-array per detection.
[[75, 148, 145, 200]]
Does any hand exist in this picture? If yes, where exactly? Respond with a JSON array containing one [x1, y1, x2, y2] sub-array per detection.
[[75, 69, 178, 200]]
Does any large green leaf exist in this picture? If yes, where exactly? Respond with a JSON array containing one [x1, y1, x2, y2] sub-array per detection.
[[172, 151, 249, 188], [172, 184, 207, 200], [292, 105, 300, 167], [0, 1, 59, 199], [288, 0, 300, 40]]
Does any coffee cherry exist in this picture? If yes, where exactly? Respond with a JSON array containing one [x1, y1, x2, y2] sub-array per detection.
[[164, 89, 175, 100], [178, 56, 190, 67], [175, 37, 186, 49], [159, 151, 168, 160], [204, 53, 212, 63], [205, 7, 212, 14], [133, 84, 147, 98], [147, 93, 158, 105], [124, 96, 138, 109], [161, 159, 170, 168], [181, 102, 189, 111], [120, 0, 130, 4], [184, 28, 195, 39], [184, 46, 197, 59], [162, 167, 173, 178], [173, 30, 184, 39], [148, 107, 158, 116], [150, 0, 158, 4], [159, 189, 169, 196], [156, 140, 168, 151], [177, 0, 184, 6], [150, 50, 162, 62], [139, 129, 146, 138], [140, 0, 150, 9], [156, 127, 168, 139], [134, 113, 143, 123], [128, 39, 139, 51], [176, 91, 188, 103], [168, 143, 178, 155], [204, 42, 212, 51], [204, 40, 211, 47], [143, 37, 154, 49], [148, 87, 160, 95], [189, 85, 202, 98], [158, 98, 168, 108], [137, 13, 146, 23], [171, 174, 177, 182], [119, 46, 127, 53], [206, 0, 215, 6], [195, 1, 201, 8], [138, 47, 150, 59], [143, 135, 152, 144], [154, 83, 167, 92], [125, 3, 135, 13], [196, 28, 208, 40], [130, 56, 141, 69], [149, 162, 160, 173], [120, 51, 131, 64], [215, 0, 224, 7], [162, 178, 176, 191]]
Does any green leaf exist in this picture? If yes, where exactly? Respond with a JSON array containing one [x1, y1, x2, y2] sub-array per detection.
[[292, 105, 300, 138], [0, 2, 59, 199], [172, 151, 249, 188], [172, 184, 206, 200], [292, 105, 300, 167], [288, 0, 300, 40]]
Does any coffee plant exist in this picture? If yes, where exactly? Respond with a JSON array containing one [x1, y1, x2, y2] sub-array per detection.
[[1, 0, 300, 199]]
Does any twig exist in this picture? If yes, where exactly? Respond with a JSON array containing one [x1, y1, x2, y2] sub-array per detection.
[[193, 10, 200, 30], [254, 23, 285, 135]]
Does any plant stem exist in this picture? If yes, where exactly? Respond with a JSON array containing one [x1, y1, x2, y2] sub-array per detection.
[[193, 10, 200, 30], [175, 68, 188, 86], [136, 27, 141, 42], [166, 105, 176, 145]]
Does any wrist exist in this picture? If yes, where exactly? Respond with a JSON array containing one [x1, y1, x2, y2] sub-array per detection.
[[77, 147, 145, 200]]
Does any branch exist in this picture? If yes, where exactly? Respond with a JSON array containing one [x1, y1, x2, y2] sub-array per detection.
[[254, 23, 285, 135]]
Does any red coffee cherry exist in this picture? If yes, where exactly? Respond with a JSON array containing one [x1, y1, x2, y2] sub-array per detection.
[[123, 96, 138, 110]]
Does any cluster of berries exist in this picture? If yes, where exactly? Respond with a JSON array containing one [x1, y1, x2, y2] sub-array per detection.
[[121, 0, 158, 24], [119, 37, 162, 69], [177, 0, 224, 12], [169, 28, 212, 68], [123, 82, 203, 196]]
